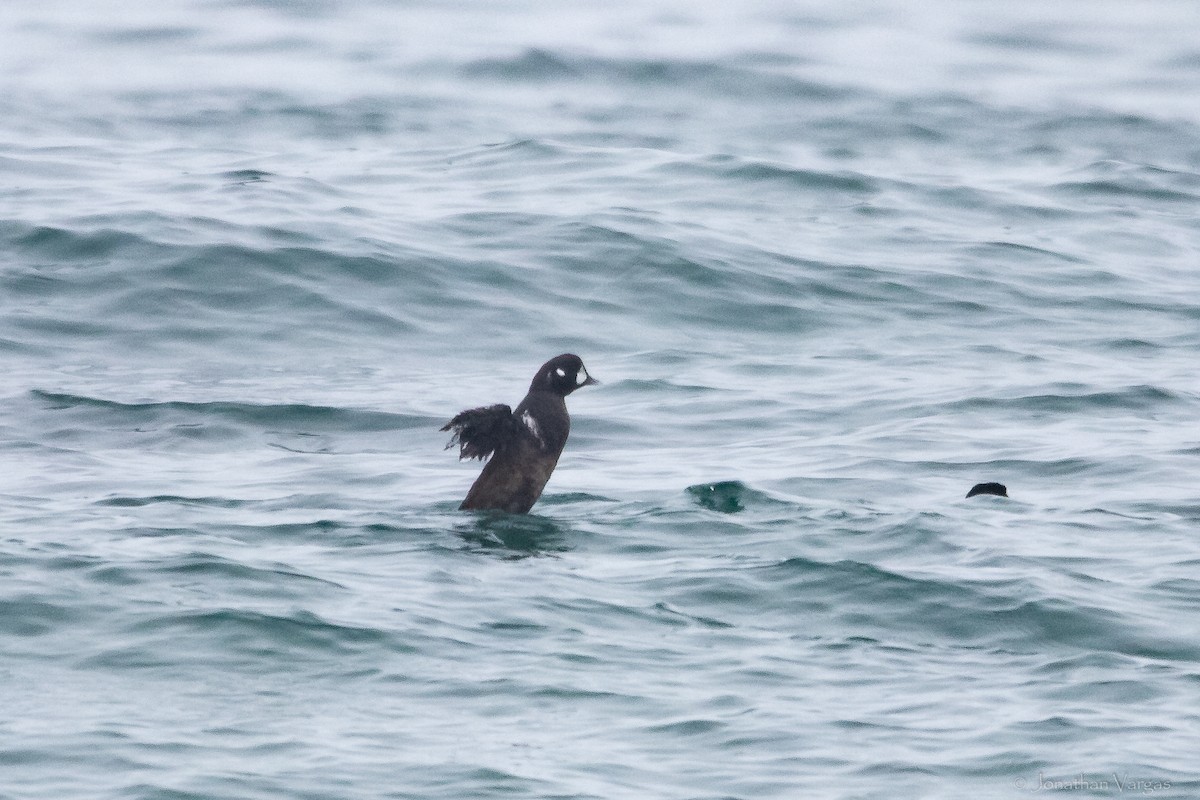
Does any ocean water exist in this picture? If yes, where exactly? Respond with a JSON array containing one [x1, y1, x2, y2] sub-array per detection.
[[3, 1, 1200, 798]]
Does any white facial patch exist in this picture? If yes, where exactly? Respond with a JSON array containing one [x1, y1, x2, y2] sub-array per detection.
[[576, 369, 589, 385], [555, 367, 566, 378]]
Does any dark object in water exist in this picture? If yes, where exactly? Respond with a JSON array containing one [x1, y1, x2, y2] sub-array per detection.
[[687, 481, 746, 513], [966, 482, 1008, 498], [441, 354, 598, 513]]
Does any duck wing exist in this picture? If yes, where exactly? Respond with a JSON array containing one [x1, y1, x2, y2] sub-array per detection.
[[440, 404, 528, 460]]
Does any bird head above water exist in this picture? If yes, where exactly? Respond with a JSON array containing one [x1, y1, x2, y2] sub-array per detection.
[[528, 353, 599, 396]]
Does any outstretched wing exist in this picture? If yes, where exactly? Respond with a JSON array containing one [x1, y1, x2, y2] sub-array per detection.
[[440, 403, 523, 460]]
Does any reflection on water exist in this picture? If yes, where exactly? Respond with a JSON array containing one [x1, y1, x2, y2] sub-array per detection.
[[453, 511, 572, 557]]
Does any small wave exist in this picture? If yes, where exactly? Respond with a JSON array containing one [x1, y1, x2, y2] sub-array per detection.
[[657, 154, 877, 194], [933, 384, 1184, 416], [442, 138, 569, 168], [4, 221, 158, 263], [760, 557, 1199, 660], [0, 598, 84, 637], [127, 607, 395, 657], [1054, 178, 1197, 204], [652, 602, 734, 629], [726, 161, 877, 193], [1052, 160, 1200, 205], [643, 718, 726, 736], [461, 48, 581, 80], [218, 168, 273, 184], [88, 552, 345, 595], [92, 25, 200, 45], [31, 390, 430, 432], [963, 240, 1086, 264], [461, 48, 846, 100], [155, 553, 344, 588], [97, 495, 248, 508]]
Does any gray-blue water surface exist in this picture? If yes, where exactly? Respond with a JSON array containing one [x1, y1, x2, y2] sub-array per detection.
[[3, 1, 1200, 798]]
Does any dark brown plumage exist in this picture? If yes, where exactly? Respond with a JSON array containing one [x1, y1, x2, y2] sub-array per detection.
[[441, 354, 598, 513]]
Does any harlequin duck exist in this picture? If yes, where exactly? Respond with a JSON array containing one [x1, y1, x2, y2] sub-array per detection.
[[966, 482, 1008, 498], [441, 354, 598, 513]]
